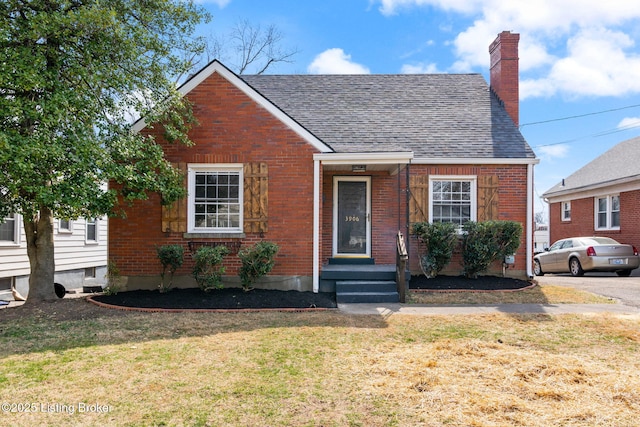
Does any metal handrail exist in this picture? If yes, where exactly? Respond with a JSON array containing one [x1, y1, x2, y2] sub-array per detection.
[[396, 231, 408, 303]]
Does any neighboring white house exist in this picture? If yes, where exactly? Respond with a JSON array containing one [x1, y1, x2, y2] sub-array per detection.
[[0, 215, 107, 301]]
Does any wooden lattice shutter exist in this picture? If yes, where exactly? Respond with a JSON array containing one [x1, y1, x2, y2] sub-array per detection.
[[161, 162, 188, 233], [409, 175, 430, 226], [477, 175, 499, 221], [243, 163, 268, 233]]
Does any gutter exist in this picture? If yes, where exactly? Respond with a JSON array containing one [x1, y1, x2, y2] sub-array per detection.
[[527, 163, 535, 279]]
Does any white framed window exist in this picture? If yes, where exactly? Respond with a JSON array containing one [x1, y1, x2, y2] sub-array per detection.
[[0, 214, 20, 245], [561, 201, 571, 221], [188, 164, 243, 233], [58, 219, 73, 233], [86, 218, 98, 243], [595, 195, 620, 230], [429, 176, 477, 227]]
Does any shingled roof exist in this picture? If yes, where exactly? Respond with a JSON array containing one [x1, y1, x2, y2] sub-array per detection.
[[241, 73, 535, 160], [543, 136, 640, 198]]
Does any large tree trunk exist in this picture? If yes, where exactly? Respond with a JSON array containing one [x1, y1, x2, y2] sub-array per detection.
[[23, 206, 57, 303]]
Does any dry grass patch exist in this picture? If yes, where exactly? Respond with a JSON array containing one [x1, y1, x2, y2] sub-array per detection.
[[0, 306, 639, 426], [409, 284, 614, 305]]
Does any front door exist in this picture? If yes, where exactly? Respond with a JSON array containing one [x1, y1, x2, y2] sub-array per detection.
[[333, 177, 371, 257]]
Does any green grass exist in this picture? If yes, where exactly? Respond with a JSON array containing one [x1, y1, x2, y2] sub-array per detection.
[[0, 306, 639, 426]]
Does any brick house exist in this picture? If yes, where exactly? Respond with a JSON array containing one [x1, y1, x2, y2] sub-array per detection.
[[543, 136, 640, 250], [109, 31, 538, 298]]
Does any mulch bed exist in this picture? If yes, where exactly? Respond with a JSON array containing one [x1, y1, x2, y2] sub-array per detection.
[[410, 275, 532, 291], [91, 288, 338, 311], [88, 276, 531, 312]]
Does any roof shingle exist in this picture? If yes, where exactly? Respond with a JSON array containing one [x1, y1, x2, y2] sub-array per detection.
[[241, 73, 535, 159]]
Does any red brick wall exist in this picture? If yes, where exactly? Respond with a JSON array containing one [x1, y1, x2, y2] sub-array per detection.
[[109, 72, 319, 282], [408, 164, 531, 277], [549, 189, 640, 249]]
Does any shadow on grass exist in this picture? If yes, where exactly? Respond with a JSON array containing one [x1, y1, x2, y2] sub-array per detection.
[[0, 296, 391, 357]]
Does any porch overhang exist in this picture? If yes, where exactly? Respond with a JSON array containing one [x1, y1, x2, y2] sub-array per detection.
[[313, 152, 414, 175]]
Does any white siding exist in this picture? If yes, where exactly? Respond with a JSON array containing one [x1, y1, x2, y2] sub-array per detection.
[[0, 216, 108, 279]]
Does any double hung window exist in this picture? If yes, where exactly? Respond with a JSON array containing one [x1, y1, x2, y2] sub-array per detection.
[[429, 177, 477, 227], [86, 218, 98, 243], [0, 214, 19, 244], [595, 195, 620, 230], [188, 164, 243, 233]]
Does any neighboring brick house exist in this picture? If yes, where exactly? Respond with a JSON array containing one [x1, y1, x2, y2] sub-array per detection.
[[109, 31, 538, 294], [543, 136, 640, 250]]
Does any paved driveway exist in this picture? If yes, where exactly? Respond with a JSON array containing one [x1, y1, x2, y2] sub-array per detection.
[[535, 268, 640, 308]]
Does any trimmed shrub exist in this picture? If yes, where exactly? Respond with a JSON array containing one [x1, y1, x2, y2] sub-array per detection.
[[192, 245, 230, 292], [238, 241, 279, 291], [461, 220, 522, 278], [412, 222, 458, 278], [156, 244, 184, 292]]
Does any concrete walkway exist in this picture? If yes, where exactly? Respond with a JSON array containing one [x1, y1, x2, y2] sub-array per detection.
[[338, 302, 640, 316]]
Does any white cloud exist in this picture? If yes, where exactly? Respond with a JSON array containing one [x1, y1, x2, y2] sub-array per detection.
[[536, 144, 569, 160], [307, 49, 371, 74], [618, 117, 640, 130], [376, 0, 482, 16], [401, 62, 442, 74], [522, 28, 640, 99], [375, 0, 640, 99]]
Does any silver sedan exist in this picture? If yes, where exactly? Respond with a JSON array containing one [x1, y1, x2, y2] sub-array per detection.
[[533, 237, 640, 277]]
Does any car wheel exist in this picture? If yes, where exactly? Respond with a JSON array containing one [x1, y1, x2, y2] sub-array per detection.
[[569, 258, 584, 277], [616, 270, 632, 277], [533, 260, 544, 276]]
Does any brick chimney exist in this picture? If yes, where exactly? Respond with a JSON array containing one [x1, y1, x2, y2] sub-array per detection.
[[489, 31, 520, 127]]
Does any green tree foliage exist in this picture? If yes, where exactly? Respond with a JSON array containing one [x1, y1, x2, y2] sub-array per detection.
[[238, 241, 279, 291], [412, 222, 458, 278], [461, 221, 523, 279], [0, 0, 209, 302]]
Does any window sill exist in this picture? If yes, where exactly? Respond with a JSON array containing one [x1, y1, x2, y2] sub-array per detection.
[[184, 232, 246, 239], [0, 242, 20, 248]]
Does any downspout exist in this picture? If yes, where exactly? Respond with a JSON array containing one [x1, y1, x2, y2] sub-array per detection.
[[526, 163, 534, 279], [313, 159, 320, 293], [406, 163, 410, 259]]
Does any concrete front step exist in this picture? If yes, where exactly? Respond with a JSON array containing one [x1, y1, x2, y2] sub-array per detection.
[[336, 280, 399, 303], [336, 280, 397, 293], [336, 291, 400, 304]]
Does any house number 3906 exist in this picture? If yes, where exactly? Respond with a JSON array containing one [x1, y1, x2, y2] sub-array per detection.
[[345, 216, 360, 222]]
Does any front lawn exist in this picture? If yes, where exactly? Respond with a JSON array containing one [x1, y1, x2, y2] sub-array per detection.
[[0, 301, 638, 426]]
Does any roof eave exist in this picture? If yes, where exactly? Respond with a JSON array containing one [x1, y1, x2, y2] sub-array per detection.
[[412, 156, 539, 165], [543, 174, 640, 201]]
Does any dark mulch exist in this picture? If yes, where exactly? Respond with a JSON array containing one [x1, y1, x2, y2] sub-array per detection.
[[92, 287, 337, 310], [410, 275, 532, 291]]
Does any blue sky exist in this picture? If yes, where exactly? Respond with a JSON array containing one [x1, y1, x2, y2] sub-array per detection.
[[197, 0, 640, 219]]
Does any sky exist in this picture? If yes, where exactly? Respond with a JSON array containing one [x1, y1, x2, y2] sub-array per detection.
[[196, 0, 640, 221]]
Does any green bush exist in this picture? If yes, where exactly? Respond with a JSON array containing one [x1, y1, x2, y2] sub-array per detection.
[[238, 241, 279, 291], [461, 221, 522, 278], [412, 222, 458, 278], [192, 245, 229, 292], [156, 244, 184, 292]]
